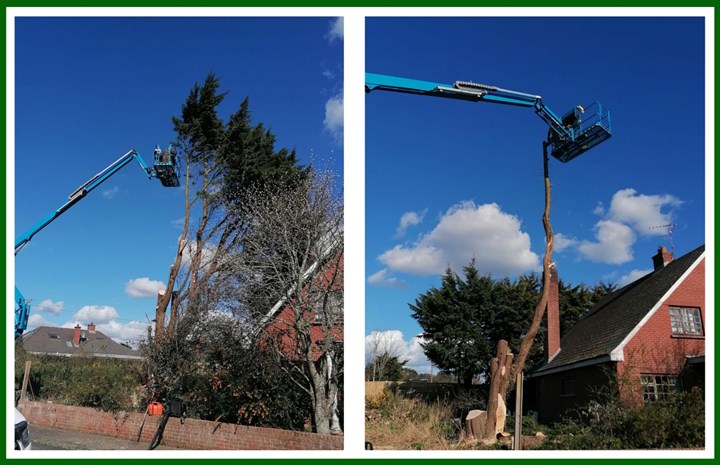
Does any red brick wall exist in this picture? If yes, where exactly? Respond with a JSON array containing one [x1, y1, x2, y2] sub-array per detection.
[[17, 401, 342, 450], [545, 265, 561, 361], [617, 258, 705, 405]]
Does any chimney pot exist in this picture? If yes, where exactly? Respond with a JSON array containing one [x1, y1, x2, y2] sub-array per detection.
[[88, 322, 96, 333]]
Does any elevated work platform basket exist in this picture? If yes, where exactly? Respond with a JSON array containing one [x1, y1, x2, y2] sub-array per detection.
[[153, 148, 180, 187], [548, 102, 612, 163]]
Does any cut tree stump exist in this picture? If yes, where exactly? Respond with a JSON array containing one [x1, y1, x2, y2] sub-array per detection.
[[465, 409, 487, 440]]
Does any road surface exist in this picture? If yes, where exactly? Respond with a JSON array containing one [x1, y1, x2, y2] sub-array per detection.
[[28, 425, 181, 450]]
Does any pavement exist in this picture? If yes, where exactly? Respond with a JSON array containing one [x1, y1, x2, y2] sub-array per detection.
[[29, 425, 182, 450]]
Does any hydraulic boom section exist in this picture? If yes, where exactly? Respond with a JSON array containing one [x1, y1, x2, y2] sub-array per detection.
[[14, 146, 180, 339], [366, 73, 611, 163]]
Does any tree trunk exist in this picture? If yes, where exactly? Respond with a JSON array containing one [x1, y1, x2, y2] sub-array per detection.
[[511, 142, 555, 380], [155, 152, 191, 343], [312, 374, 331, 435], [484, 339, 513, 440], [465, 409, 487, 440], [484, 142, 556, 441], [154, 291, 166, 342]]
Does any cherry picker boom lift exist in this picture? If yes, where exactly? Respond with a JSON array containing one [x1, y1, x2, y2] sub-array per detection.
[[367, 73, 613, 446], [365, 73, 612, 163], [14, 146, 180, 339]]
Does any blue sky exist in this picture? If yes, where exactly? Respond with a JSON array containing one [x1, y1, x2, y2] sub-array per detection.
[[365, 16, 708, 373], [12, 16, 343, 345]]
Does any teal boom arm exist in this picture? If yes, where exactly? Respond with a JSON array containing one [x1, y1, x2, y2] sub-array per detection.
[[14, 147, 179, 339], [366, 73, 611, 163], [15, 150, 152, 254]]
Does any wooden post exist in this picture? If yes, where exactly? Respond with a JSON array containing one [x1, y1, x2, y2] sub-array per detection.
[[514, 371, 523, 450], [20, 360, 31, 403]]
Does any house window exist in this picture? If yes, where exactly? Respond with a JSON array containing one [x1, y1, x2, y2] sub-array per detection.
[[669, 307, 703, 336], [560, 379, 576, 397], [641, 375, 679, 403], [48, 333, 60, 339], [313, 290, 343, 325]]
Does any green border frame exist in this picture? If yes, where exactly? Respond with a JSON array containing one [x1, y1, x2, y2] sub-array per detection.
[[3, 1, 715, 462]]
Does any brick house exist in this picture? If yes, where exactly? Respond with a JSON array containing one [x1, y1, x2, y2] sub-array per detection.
[[21, 323, 141, 360], [252, 249, 344, 434], [257, 252, 344, 361], [529, 244, 705, 423]]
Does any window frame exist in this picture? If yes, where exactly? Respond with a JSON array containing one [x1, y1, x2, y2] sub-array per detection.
[[668, 306, 703, 336], [641, 374, 680, 403]]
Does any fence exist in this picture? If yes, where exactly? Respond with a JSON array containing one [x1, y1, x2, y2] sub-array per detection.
[[18, 400, 343, 450]]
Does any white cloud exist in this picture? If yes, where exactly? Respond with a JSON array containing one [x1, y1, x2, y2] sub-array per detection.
[[102, 186, 119, 199], [378, 201, 539, 277], [72, 305, 119, 323], [554, 233, 578, 252], [593, 202, 605, 216], [367, 268, 407, 288], [326, 18, 343, 42], [406, 336, 433, 373], [560, 188, 682, 265], [395, 210, 426, 238], [94, 320, 148, 347], [578, 220, 636, 264], [322, 69, 334, 80], [617, 268, 653, 288], [323, 93, 343, 143], [27, 313, 53, 329], [125, 277, 166, 298], [181, 241, 219, 271], [33, 299, 63, 316], [365, 330, 432, 374], [607, 188, 682, 234]]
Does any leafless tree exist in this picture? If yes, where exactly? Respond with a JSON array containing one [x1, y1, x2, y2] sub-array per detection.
[[366, 331, 406, 381], [227, 167, 344, 435]]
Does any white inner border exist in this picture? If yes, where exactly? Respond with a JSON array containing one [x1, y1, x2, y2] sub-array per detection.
[[6, 6, 714, 460]]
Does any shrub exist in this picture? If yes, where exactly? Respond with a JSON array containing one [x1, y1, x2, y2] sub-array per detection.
[[141, 316, 312, 430], [622, 389, 704, 448], [539, 389, 705, 449], [15, 345, 143, 412]]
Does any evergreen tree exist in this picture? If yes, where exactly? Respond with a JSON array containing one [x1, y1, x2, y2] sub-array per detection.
[[410, 261, 491, 386], [410, 258, 616, 385]]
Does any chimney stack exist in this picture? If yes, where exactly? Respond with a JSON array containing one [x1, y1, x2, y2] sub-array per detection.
[[652, 246, 674, 270], [72, 324, 82, 346], [545, 264, 561, 362], [88, 322, 96, 333]]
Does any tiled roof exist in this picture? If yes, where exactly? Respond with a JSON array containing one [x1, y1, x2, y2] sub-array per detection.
[[21, 326, 141, 360], [534, 244, 705, 374]]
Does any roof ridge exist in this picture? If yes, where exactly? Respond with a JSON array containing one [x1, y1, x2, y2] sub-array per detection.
[[533, 243, 705, 374]]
